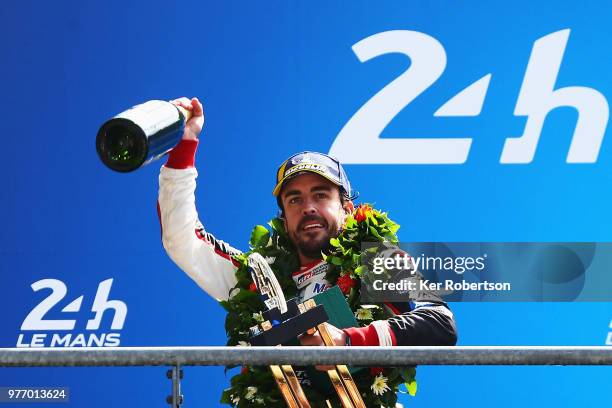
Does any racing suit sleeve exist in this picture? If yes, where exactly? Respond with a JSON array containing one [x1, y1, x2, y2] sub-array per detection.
[[158, 139, 241, 301], [344, 301, 457, 347], [385, 300, 457, 346], [344, 246, 457, 347]]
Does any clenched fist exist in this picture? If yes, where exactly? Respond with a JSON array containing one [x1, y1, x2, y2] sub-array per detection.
[[299, 323, 347, 371], [171, 97, 204, 141]]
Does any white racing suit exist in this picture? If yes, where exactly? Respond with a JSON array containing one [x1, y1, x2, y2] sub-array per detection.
[[158, 140, 457, 347]]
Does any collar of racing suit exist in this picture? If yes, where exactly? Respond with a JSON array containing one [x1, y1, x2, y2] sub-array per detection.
[[291, 259, 331, 302]]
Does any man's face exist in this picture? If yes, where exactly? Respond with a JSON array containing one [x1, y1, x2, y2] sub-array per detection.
[[280, 173, 353, 263]]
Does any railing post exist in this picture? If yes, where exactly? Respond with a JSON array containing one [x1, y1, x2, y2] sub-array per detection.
[[166, 364, 183, 407]]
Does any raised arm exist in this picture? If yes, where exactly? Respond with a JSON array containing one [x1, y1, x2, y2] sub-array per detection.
[[157, 97, 241, 301]]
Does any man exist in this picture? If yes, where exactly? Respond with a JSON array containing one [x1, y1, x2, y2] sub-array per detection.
[[158, 97, 457, 352]]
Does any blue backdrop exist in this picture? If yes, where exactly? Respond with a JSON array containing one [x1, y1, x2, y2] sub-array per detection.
[[1, 1, 610, 406]]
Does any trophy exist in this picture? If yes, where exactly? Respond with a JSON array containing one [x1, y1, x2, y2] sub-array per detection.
[[96, 100, 192, 172], [247, 253, 366, 408]]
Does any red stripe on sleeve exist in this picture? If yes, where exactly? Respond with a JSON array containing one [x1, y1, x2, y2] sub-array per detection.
[[195, 228, 241, 268], [214, 247, 242, 268], [384, 302, 401, 315], [165, 139, 199, 169], [344, 325, 380, 346]]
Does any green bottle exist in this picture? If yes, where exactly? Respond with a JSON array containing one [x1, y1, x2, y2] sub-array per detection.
[[96, 100, 191, 172]]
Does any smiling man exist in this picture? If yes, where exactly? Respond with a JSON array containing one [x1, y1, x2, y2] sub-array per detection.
[[158, 97, 457, 355], [279, 171, 350, 264], [274, 152, 355, 262]]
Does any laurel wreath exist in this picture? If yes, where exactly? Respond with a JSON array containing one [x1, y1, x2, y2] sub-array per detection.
[[220, 205, 417, 407]]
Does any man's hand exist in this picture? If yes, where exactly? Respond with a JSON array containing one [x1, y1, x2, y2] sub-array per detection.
[[299, 323, 347, 371], [171, 97, 204, 141]]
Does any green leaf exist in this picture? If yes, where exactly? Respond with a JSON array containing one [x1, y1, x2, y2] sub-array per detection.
[[383, 232, 397, 243], [406, 380, 417, 396], [231, 289, 259, 303], [368, 226, 384, 241], [345, 216, 357, 229], [354, 265, 368, 276], [330, 256, 343, 266], [400, 367, 416, 381], [268, 217, 284, 233], [232, 253, 247, 265], [330, 237, 340, 247], [385, 368, 399, 382], [379, 388, 398, 406], [249, 225, 270, 248], [220, 387, 234, 404], [342, 258, 354, 270]]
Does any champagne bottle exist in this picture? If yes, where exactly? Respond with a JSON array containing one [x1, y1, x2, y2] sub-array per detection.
[[96, 100, 192, 172]]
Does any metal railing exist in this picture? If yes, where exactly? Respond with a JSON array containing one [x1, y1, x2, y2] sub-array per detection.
[[2, 346, 612, 367], [2, 346, 610, 407]]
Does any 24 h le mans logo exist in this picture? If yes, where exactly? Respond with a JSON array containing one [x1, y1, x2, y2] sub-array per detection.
[[17, 278, 127, 348], [330, 29, 608, 164]]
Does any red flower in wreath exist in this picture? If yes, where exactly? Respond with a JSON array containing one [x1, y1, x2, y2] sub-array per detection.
[[354, 204, 373, 223], [337, 273, 356, 294], [370, 367, 385, 376], [248, 282, 258, 292]]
